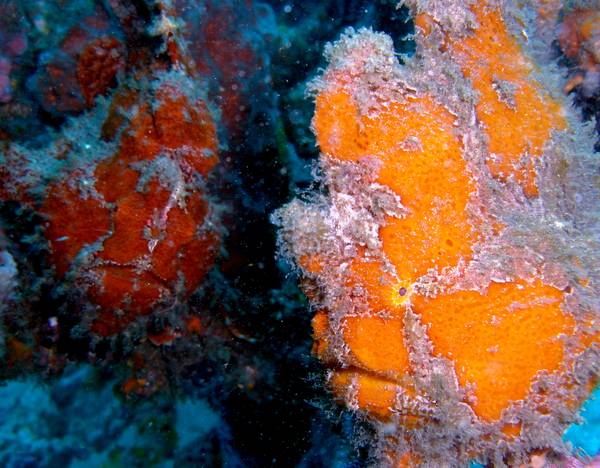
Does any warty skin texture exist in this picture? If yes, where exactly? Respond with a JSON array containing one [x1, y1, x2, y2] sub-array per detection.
[[274, 1, 599, 466]]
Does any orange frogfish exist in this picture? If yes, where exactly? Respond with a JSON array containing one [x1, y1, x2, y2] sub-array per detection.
[[274, 1, 599, 466]]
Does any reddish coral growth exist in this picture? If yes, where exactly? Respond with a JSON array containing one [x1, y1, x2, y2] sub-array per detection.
[[42, 80, 219, 337], [175, 0, 272, 137], [31, 6, 125, 115], [0, 1, 28, 104], [559, 9, 600, 66], [559, 9, 600, 94], [201, 4, 258, 131], [0, 145, 34, 203], [77, 37, 126, 106], [0, 56, 12, 103]]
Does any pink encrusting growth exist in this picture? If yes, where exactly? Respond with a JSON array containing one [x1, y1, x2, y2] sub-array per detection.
[[274, 0, 599, 466]]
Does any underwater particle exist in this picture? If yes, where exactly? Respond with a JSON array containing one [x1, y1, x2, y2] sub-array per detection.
[[274, 1, 599, 466]]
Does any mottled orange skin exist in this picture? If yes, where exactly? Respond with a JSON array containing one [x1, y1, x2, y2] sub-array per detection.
[[417, 7, 567, 198], [413, 281, 572, 420], [314, 92, 477, 280], [306, 3, 595, 428], [455, 8, 567, 198], [42, 83, 219, 337]]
